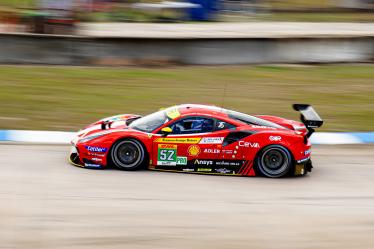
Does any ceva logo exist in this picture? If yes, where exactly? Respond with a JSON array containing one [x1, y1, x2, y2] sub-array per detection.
[[85, 146, 108, 153], [238, 141, 260, 148]]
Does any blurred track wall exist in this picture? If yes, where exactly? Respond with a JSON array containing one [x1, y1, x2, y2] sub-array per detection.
[[0, 34, 373, 65]]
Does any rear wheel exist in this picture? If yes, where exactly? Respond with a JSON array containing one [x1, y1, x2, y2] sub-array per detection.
[[255, 145, 292, 178], [111, 139, 146, 170]]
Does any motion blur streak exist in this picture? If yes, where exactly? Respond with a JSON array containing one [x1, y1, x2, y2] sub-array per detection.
[[1, 144, 374, 249]]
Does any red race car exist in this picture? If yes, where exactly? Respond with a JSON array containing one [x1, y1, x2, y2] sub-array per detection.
[[69, 104, 323, 178]]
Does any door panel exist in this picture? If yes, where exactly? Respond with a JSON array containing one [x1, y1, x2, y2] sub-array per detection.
[[151, 133, 222, 172], [150, 116, 247, 175]]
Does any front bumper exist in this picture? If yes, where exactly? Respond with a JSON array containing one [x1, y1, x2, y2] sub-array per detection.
[[69, 146, 104, 169]]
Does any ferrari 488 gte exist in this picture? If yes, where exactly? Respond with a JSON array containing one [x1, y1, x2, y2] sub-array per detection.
[[70, 104, 323, 178]]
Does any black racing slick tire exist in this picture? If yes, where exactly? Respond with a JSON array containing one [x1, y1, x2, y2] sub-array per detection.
[[111, 139, 146, 171], [255, 145, 293, 178]]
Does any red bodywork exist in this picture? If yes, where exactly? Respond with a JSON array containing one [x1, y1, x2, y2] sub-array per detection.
[[70, 104, 312, 176]]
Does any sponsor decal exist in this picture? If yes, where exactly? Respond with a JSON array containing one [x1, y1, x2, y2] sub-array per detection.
[[215, 168, 233, 174], [91, 158, 102, 162], [216, 160, 243, 167], [188, 145, 201, 157], [222, 149, 234, 154], [159, 144, 177, 149], [297, 157, 310, 163], [157, 144, 187, 166], [238, 141, 260, 148], [203, 148, 220, 154], [304, 149, 311, 155], [269, 136, 282, 141], [166, 108, 180, 119], [197, 168, 212, 172], [176, 156, 187, 165], [218, 122, 225, 129], [199, 137, 224, 144], [157, 144, 177, 166], [88, 153, 105, 157], [155, 137, 201, 144], [85, 146, 108, 153], [182, 168, 195, 172], [190, 159, 245, 167], [84, 163, 101, 168], [194, 159, 214, 166]]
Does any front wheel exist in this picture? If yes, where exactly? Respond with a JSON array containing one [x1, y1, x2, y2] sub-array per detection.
[[255, 145, 293, 178], [111, 139, 146, 170]]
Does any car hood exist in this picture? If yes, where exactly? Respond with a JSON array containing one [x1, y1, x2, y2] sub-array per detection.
[[72, 114, 141, 143]]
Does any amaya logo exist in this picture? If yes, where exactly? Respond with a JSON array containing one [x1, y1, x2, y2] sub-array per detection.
[[85, 146, 108, 153]]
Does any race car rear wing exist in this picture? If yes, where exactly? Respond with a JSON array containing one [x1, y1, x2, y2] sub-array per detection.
[[293, 104, 323, 138]]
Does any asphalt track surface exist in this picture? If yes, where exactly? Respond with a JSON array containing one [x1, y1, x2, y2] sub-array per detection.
[[1, 144, 374, 249]]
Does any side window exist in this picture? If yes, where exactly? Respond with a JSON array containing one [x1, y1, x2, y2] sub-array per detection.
[[215, 120, 236, 131], [170, 117, 214, 134]]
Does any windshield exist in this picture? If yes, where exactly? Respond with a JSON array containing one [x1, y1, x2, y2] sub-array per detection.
[[129, 110, 170, 132]]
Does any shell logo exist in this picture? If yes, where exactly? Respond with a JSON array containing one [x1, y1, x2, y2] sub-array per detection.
[[188, 145, 201, 157]]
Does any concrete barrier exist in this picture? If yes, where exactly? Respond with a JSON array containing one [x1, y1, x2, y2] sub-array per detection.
[[0, 33, 373, 65]]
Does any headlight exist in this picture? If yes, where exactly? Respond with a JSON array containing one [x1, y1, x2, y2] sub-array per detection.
[[79, 133, 106, 143]]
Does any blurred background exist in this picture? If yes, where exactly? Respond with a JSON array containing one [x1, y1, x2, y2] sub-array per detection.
[[0, 0, 373, 133], [0, 0, 374, 33]]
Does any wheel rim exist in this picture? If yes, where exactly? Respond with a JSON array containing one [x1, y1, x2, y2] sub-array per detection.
[[118, 143, 139, 164], [113, 140, 143, 169], [260, 147, 289, 176]]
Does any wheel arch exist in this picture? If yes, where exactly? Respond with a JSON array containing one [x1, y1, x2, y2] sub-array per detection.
[[253, 143, 296, 177], [107, 136, 150, 168]]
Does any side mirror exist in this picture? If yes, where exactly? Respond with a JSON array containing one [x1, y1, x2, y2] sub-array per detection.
[[161, 127, 172, 136]]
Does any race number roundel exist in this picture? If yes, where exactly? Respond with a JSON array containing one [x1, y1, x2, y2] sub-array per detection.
[[157, 144, 177, 166], [188, 145, 201, 157]]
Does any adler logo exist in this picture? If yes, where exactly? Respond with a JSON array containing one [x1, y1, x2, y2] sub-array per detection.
[[194, 159, 213, 166], [204, 148, 220, 154]]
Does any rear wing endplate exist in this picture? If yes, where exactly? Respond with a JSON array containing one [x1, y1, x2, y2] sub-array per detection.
[[293, 104, 323, 137]]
